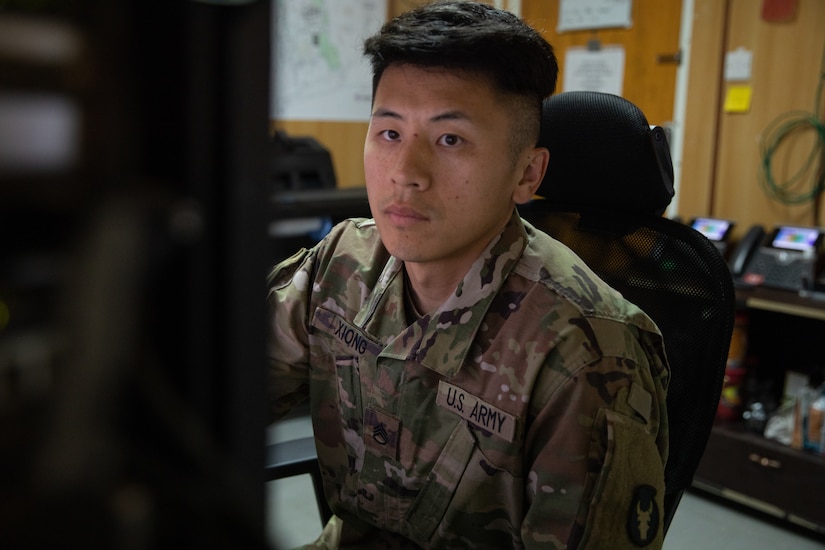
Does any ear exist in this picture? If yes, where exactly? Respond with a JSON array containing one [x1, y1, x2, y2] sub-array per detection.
[[512, 146, 549, 204]]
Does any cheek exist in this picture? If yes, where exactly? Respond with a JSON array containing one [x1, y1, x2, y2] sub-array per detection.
[[363, 150, 385, 186], [452, 178, 471, 200]]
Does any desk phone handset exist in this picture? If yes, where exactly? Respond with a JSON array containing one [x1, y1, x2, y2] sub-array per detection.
[[729, 224, 825, 291], [729, 225, 765, 277]]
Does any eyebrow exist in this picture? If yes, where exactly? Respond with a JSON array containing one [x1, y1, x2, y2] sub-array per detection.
[[370, 108, 401, 120], [370, 108, 471, 124]]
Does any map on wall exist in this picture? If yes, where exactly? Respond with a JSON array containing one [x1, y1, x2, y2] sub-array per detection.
[[271, 0, 386, 122]]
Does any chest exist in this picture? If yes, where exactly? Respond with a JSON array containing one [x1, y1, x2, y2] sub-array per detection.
[[309, 305, 550, 470]]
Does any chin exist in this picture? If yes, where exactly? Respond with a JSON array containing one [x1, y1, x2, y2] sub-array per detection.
[[382, 241, 425, 263]]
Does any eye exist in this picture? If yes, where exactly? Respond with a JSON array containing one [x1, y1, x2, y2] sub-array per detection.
[[380, 129, 400, 141], [437, 134, 462, 147]]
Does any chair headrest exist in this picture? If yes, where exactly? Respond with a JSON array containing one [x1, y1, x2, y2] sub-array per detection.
[[535, 91, 675, 216]]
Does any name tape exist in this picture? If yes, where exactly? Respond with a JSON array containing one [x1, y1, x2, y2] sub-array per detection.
[[312, 308, 382, 357], [436, 381, 518, 442]]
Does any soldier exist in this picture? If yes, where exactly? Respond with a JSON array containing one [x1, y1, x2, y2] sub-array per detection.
[[267, 1, 669, 548]]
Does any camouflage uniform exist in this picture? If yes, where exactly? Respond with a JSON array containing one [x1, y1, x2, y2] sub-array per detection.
[[267, 211, 669, 549]]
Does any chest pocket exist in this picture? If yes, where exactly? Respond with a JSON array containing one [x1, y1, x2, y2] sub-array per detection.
[[310, 308, 382, 424], [310, 306, 382, 410], [310, 308, 383, 497], [404, 420, 476, 540], [403, 418, 526, 548], [310, 307, 523, 546]]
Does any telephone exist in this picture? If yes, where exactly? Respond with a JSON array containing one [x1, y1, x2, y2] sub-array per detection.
[[729, 224, 825, 291], [688, 217, 735, 257], [729, 225, 765, 277]]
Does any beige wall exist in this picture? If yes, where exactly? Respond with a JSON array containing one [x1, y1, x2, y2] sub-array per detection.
[[680, 0, 825, 238], [274, 0, 825, 236], [273, 0, 682, 189]]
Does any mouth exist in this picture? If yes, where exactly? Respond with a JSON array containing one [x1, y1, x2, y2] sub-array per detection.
[[383, 204, 429, 225]]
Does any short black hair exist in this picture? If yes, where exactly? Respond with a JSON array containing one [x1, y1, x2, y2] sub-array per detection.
[[363, 0, 558, 153]]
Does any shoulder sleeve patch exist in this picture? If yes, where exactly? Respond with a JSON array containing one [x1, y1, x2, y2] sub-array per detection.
[[627, 484, 660, 547]]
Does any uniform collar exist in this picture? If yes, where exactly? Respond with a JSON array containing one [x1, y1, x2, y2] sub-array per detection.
[[356, 210, 528, 378]]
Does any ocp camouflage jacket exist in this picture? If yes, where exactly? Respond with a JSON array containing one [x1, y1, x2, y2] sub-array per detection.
[[267, 211, 669, 549]]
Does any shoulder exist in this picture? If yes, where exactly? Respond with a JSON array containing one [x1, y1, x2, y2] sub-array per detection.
[[508, 219, 665, 375], [512, 221, 613, 308], [317, 217, 388, 277], [515, 218, 654, 328], [267, 217, 388, 294], [318, 217, 382, 255], [509, 216, 669, 376]]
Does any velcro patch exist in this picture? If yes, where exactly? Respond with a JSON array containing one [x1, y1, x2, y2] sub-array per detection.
[[628, 382, 652, 424], [436, 381, 517, 442], [363, 406, 400, 460]]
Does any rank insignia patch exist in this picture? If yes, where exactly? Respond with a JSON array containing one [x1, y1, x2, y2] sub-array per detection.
[[363, 406, 400, 460]]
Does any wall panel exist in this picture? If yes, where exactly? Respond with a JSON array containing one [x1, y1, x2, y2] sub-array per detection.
[[710, 0, 825, 236], [678, 0, 727, 221]]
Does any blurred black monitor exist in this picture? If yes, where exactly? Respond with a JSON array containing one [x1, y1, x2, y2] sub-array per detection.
[[0, 1, 272, 547]]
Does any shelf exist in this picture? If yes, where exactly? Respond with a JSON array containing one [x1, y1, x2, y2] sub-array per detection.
[[706, 422, 824, 466], [735, 286, 825, 321], [694, 423, 825, 535], [696, 289, 825, 537]]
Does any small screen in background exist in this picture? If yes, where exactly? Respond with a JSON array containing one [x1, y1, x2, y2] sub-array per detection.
[[770, 226, 821, 251], [691, 218, 731, 241]]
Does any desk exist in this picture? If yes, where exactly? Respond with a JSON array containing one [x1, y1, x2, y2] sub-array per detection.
[[737, 285, 825, 321], [693, 286, 825, 536]]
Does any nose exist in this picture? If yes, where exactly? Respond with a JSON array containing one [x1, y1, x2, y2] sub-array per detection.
[[391, 136, 431, 190]]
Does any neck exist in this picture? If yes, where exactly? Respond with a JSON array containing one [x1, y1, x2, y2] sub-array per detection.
[[402, 217, 512, 314], [403, 262, 463, 315]]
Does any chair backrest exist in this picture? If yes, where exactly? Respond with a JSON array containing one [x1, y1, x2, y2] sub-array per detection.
[[519, 91, 735, 533]]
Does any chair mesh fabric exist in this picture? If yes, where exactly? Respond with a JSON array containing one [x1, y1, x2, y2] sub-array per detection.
[[520, 207, 735, 499], [537, 91, 674, 216]]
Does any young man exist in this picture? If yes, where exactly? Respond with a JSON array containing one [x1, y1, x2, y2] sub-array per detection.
[[268, 1, 669, 548]]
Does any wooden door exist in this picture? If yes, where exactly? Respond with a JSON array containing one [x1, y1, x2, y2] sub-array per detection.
[[712, 0, 825, 234], [521, 0, 683, 127]]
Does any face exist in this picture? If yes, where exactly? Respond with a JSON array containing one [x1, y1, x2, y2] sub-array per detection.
[[364, 64, 548, 281]]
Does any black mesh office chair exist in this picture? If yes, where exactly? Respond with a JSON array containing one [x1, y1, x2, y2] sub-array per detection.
[[519, 91, 736, 534]]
